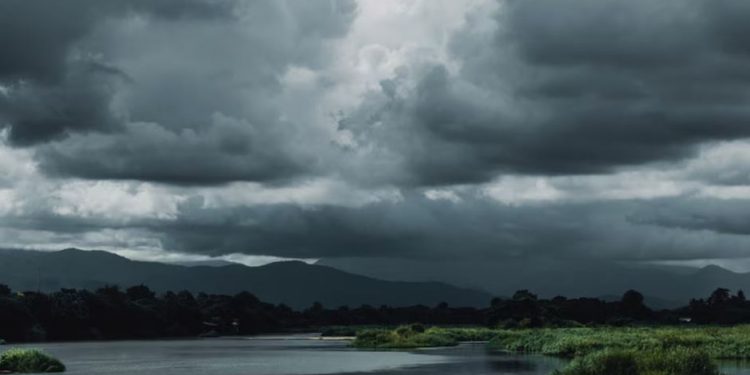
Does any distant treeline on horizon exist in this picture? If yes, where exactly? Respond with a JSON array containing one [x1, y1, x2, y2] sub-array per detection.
[[0, 283, 747, 343]]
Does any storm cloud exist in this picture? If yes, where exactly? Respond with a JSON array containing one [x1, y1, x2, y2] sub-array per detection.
[[2, 0, 356, 183], [2, 0, 750, 271], [340, 0, 750, 186], [0, 0, 240, 145]]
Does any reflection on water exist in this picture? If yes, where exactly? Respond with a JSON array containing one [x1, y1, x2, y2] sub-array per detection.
[[15, 336, 449, 375], [338, 343, 565, 375], [718, 359, 750, 375], [8, 336, 750, 375], [489, 358, 541, 372]]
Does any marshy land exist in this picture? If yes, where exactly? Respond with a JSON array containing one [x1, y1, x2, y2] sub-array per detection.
[[352, 325, 750, 375]]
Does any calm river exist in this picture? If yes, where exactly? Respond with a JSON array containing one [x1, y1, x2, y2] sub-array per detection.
[[11, 335, 750, 374]]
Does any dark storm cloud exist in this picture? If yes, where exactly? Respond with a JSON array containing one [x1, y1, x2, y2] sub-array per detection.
[[706, 0, 750, 56], [3, 0, 750, 268], [0, 0, 235, 82], [36, 119, 307, 185], [0, 0, 97, 83], [0, 193, 609, 259], [0, 0, 239, 145], [124, 0, 237, 20], [3, 181, 749, 262], [0, 65, 122, 146], [632, 198, 750, 236], [341, 0, 750, 186], [117, 195, 747, 262], [2, 0, 357, 184], [0, 0, 108, 144]]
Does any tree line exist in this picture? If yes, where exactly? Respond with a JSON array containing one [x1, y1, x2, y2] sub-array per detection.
[[0, 283, 745, 343]]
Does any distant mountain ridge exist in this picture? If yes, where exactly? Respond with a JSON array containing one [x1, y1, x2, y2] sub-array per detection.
[[0, 249, 491, 309], [319, 257, 750, 308], [3, 249, 744, 310]]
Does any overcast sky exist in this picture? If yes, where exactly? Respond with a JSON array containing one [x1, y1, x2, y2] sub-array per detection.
[[2, 0, 750, 270]]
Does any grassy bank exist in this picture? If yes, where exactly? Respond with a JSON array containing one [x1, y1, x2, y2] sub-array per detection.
[[354, 325, 750, 358], [352, 325, 497, 349], [487, 326, 750, 359], [0, 348, 65, 373], [354, 325, 750, 374], [554, 347, 718, 375]]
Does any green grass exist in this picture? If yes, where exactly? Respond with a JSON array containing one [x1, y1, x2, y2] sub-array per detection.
[[487, 326, 750, 359], [554, 347, 719, 375], [354, 324, 750, 374], [0, 348, 65, 373], [352, 325, 497, 349]]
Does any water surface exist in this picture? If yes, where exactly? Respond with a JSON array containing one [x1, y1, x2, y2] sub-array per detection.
[[16, 336, 558, 375], [13, 336, 750, 375]]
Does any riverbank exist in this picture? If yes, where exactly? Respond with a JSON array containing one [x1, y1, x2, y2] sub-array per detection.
[[354, 325, 750, 375], [354, 325, 750, 358], [487, 326, 750, 358]]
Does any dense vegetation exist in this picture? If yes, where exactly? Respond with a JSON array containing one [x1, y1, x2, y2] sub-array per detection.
[[355, 325, 746, 375], [348, 288, 750, 374], [0, 349, 65, 373], [355, 324, 750, 374], [352, 324, 498, 348], [554, 348, 718, 375], [488, 326, 750, 359], [1, 281, 750, 344], [0, 283, 484, 342]]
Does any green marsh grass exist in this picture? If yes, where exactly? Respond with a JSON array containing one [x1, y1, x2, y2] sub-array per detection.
[[352, 325, 497, 349], [354, 325, 750, 374], [554, 347, 719, 375], [0, 348, 65, 373], [487, 326, 750, 359]]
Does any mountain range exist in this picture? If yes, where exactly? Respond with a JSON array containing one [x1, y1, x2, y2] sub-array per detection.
[[1, 249, 748, 309], [0, 249, 490, 309], [319, 257, 750, 308]]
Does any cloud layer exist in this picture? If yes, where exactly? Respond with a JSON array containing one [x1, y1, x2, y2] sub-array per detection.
[[340, 0, 750, 185], [2, 0, 750, 269]]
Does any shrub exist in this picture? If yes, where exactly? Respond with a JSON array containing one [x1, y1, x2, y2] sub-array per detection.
[[487, 326, 750, 359], [352, 325, 464, 348], [0, 348, 65, 373], [556, 349, 639, 375], [555, 348, 718, 375], [638, 347, 718, 375], [409, 323, 425, 333]]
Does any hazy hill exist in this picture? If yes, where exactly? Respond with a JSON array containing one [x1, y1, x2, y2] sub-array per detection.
[[4, 249, 744, 310], [0, 249, 491, 309], [319, 257, 750, 308]]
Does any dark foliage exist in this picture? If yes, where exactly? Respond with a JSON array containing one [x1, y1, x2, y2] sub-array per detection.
[[0, 282, 485, 342], [681, 288, 750, 324], [0, 282, 744, 343]]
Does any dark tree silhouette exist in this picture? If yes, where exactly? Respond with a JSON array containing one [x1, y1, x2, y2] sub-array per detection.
[[0, 283, 748, 344], [512, 290, 538, 302], [708, 288, 731, 306], [0, 283, 10, 297], [622, 290, 644, 307], [735, 290, 746, 303], [126, 285, 156, 301]]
